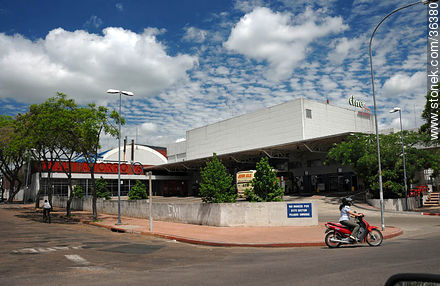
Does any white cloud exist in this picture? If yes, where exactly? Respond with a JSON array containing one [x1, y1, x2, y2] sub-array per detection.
[[224, 7, 348, 80], [0, 27, 197, 104], [140, 122, 157, 132], [321, 75, 338, 90], [115, 3, 124, 12], [328, 36, 363, 64], [382, 72, 425, 97], [234, 0, 266, 12], [182, 27, 208, 43], [84, 15, 103, 29]]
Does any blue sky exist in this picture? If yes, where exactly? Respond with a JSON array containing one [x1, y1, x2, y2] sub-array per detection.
[[0, 0, 431, 149]]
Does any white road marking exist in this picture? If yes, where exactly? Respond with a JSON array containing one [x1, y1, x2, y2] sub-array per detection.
[[37, 247, 56, 253], [65, 254, 91, 266], [12, 245, 83, 254], [13, 248, 39, 254], [53, 246, 69, 250]]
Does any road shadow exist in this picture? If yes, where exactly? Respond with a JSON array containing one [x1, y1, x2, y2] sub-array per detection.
[[14, 209, 86, 225]]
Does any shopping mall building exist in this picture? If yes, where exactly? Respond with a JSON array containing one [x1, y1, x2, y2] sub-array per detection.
[[148, 97, 375, 196], [17, 97, 379, 201]]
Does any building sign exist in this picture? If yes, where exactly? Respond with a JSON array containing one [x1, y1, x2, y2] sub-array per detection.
[[40, 162, 145, 175], [236, 170, 256, 183], [287, 203, 312, 218], [348, 95, 366, 108], [349, 95, 371, 117]]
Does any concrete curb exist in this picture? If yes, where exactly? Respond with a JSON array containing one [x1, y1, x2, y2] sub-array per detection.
[[422, 212, 440, 216], [81, 220, 403, 248]]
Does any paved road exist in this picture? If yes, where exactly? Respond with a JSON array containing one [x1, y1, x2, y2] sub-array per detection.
[[1, 204, 439, 285]]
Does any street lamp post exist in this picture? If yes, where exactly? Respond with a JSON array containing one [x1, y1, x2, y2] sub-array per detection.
[[368, 0, 435, 230], [390, 107, 409, 210], [106, 89, 134, 225], [390, 107, 408, 210]]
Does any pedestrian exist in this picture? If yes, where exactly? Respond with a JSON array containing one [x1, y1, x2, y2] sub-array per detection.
[[42, 200, 51, 223]]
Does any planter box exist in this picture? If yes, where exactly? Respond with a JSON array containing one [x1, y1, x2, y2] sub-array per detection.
[[51, 196, 318, 227]]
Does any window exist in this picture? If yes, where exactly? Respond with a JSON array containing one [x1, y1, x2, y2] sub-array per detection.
[[306, 109, 312, 118]]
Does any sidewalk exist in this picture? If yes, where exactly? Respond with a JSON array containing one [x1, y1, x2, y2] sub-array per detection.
[[82, 213, 403, 247], [11, 204, 403, 247], [354, 202, 440, 217]]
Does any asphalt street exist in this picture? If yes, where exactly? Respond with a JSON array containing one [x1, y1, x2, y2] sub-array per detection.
[[1, 204, 439, 286]]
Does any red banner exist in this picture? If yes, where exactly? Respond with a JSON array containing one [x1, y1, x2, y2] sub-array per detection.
[[40, 161, 144, 175]]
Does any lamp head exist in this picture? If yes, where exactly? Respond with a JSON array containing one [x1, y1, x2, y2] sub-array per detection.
[[389, 107, 401, 113], [107, 89, 120, 94], [121, 90, 134, 96], [106, 89, 134, 96]]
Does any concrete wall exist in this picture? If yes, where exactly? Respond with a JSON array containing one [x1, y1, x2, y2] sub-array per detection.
[[367, 197, 421, 211], [167, 141, 187, 163], [303, 99, 374, 140], [185, 98, 304, 160], [51, 196, 318, 227]]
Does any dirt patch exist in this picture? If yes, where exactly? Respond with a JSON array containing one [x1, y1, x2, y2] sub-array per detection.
[[13, 207, 94, 225]]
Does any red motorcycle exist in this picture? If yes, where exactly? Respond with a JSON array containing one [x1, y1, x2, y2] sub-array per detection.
[[325, 214, 383, 248]]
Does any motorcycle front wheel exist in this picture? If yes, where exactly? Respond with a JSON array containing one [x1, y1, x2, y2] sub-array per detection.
[[325, 231, 341, 248], [366, 229, 383, 247]]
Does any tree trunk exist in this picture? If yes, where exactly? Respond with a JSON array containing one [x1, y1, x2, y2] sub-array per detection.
[[7, 180, 22, 203], [35, 171, 42, 208], [7, 179, 15, 203], [66, 175, 73, 218], [35, 189, 41, 208], [91, 169, 97, 220], [48, 170, 53, 208]]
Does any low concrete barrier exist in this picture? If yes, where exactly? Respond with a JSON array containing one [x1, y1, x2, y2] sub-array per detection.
[[51, 196, 318, 227], [367, 197, 421, 211]]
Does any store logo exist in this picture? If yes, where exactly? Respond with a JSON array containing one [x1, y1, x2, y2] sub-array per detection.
[[348, 95, 366, 108], [349, 95, 371, 117]]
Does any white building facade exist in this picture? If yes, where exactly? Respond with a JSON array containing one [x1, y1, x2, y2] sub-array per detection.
[[168, 98, 374, 163]]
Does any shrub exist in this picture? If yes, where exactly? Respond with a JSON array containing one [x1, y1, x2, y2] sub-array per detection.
[[199, 153, 237, 203], [95, 178, 111, 200], [246, 157, 284, 202], [128, 180, 148, 200], [72, 185, 84, 198]]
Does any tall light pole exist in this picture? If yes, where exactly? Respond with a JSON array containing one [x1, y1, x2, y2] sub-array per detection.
[[368, 0, 435, 230], [390, 107, 409, 210], [106, 89, 134, 224]]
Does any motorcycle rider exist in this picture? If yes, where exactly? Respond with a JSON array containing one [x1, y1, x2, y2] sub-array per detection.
[[339, 197, 362, 241]]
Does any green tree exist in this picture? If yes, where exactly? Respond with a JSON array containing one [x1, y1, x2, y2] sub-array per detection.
[[128, 180, 148, 200], [75, 104, 123, 220], [17, 94, 76, 207], [245, 157, 283, 202], [51, 94, 82, 217], [17, 93, 81, 215], [95, 177, 111, 200], [199, 153, 236, 203], [0, 115, 28, 202], [327, 132, 440, 198]]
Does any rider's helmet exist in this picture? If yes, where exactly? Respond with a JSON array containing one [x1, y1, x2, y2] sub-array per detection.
[[341, 197, 353, 206]]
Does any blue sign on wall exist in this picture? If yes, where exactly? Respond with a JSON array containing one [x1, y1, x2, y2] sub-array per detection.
[[287, 203, 312, 218]]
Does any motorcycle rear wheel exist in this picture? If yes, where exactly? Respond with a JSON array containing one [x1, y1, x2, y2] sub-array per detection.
[[366, 229, 383, 247], [325, 231, 341, 248]]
